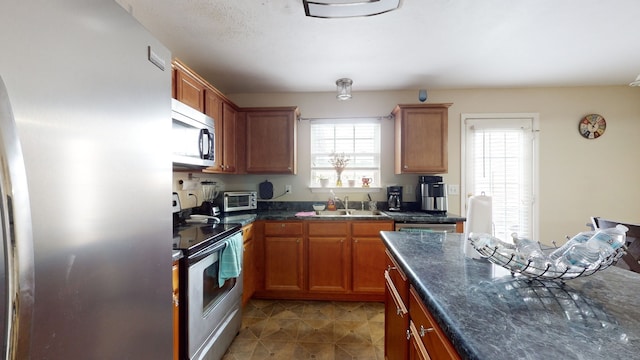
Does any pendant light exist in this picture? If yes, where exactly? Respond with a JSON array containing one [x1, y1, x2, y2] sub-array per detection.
[[630, 74, 640, 87], [336, 78, 353, 100]]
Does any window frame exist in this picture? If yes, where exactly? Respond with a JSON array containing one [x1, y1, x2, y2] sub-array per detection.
[[309, 118, 381, 189], [461, 113, 540, 242]]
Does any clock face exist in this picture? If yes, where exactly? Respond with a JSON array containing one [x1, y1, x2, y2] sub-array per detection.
[[579, 114, 606, 139]]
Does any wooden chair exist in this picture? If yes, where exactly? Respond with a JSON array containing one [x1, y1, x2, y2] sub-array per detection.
[[591, 217, 640, 273]]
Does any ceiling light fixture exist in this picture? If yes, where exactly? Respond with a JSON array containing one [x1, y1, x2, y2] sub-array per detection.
[[630, 74, 640, 87], [336, 78, 353, 100], [303, 0, 401, 19]]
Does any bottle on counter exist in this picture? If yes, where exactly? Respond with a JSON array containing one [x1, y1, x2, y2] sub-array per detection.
[[512, 234, 552, 274], [553, 225, 628, 271], [548, 231, 594, 262], [326, 198, 336, 211]]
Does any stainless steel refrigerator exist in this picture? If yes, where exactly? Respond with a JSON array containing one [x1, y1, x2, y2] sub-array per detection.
[[0, 0, 173, 358]]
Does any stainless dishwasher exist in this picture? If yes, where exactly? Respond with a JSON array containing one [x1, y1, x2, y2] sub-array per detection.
[[394, 222, 457, 232]]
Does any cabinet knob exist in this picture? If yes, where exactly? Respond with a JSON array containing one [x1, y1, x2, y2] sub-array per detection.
[[404, 165, 408, 169], [406, 329, 411, 340]]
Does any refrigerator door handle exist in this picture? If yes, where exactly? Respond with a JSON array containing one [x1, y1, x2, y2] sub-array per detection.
[[0, 76, 35, 359]]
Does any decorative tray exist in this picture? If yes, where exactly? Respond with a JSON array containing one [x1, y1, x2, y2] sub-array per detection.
[[469, 236, 627, 280]]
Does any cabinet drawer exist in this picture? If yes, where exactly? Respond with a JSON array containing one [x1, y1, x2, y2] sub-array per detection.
[[409, 286, 460, 360], [351, 221, 394, 236], [386, 250, 408, 305], [308, 221, 348, 236], [264, 221, 303, 236]]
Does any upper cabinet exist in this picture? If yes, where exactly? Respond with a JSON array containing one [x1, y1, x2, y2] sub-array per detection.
[[172, 59, 244, 174], [174, 64, 206, 112], [244, 107, 299, 174], [392, 103, 452, 174]]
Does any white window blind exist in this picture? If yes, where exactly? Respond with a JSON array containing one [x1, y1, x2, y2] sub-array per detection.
[[465, 117, 536, 241], [310, 119, 380, 187]]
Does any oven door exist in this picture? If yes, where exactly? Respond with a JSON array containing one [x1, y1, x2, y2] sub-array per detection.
[[185, 233, 243, 359]]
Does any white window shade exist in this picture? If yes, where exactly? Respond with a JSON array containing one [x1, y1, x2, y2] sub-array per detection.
[[466, 118, 535, 241], [310, 120, 380, 187]]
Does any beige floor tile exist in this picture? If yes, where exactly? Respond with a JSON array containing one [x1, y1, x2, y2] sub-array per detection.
[[224, 299, 384, 360]]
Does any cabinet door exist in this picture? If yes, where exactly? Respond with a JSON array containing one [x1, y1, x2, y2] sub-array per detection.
[[204, 90, 224, 171], [172, 261, 179, 360], [352, 221, 393, 294], [352, 237, 386, 294], [384, 270, 409, 360], [409, 321, 431, 360], [264, 236, 304, 292], [242, 224, 255, 307], [308, 237, 349, 293], [221, 103, 238, 173], [175, 68, 205, 112], [409, 286, 461, 360], [245, 108, 298, 174], [394, 104, 451, 174]]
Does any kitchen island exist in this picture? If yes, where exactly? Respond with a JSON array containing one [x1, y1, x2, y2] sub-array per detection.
[[381, 231, 640, 360]]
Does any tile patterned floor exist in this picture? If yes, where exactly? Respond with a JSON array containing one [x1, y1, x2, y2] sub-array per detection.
[[222, 299, 385, 360]]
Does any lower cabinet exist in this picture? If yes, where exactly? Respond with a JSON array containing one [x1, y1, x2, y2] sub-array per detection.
[[385, 250, 409, 360], [353, 222, 393, 293], [172, 259, 179, 360], [308, 222, 350, 293], [384, 250, 461, 360], [263, 222, 304, 292], [241, 223, 255, 307], [255, 220, 393, 301]]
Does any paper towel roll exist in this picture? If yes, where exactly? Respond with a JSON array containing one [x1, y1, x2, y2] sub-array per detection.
[[464, 194, 493, 259]]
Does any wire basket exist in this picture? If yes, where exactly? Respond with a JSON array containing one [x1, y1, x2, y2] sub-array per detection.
[[469, 236, 627, 280]]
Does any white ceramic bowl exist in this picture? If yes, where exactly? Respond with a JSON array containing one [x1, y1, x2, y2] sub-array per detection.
[[313, 204, 326, 211]]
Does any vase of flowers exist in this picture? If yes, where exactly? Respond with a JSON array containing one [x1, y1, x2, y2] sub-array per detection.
[[329, 152, 349, 187]]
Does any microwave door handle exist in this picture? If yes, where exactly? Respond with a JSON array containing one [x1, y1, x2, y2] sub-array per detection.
[[199, 128, 214, 160], [207, 129, 214, 161], [198, 128, 205, 159]]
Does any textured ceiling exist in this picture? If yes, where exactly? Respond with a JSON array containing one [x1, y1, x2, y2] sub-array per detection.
[[119, 0, 640, 94]]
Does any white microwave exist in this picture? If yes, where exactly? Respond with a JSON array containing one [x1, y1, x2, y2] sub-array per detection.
[[171, 99, 215, 168], [222, 191, 257, 212]]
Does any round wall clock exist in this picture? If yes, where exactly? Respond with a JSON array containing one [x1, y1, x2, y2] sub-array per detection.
[[579, 114, 606, 139]]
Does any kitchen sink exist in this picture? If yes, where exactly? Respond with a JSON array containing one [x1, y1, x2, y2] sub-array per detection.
[[312, 209, 387, 217]]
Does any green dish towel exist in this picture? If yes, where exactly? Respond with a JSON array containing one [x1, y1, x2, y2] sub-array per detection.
[[219, 232, 243, 287]]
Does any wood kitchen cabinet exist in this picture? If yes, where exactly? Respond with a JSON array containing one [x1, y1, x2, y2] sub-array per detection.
[[393, 104, 452, 174], [244, 107, 299, 174], [263, 221, 304, 292], [172, 259, 180, 360], [173, 62, 206, 112], [409, 286, 460, 360], [384, 249, 461, 360], [385, 250, 409, 360], [352, 221, 394, 294], [202, 95, 244, 174], [307, 222, 350, 293], [241, 223, 255, 307]]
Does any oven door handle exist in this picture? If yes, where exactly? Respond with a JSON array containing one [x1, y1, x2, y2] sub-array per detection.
[[188, 240, 228, 265]]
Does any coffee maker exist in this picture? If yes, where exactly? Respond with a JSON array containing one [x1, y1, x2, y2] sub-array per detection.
[[417, 176, 448, 214], [387, 186, 403, 212]]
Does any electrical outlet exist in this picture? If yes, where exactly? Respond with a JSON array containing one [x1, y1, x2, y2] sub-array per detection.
[[405, 185, 413, 194], [448, 184, 459, 195], [285, 185, 292, 194]]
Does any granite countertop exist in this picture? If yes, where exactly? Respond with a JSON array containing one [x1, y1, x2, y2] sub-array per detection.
[[381, 231, 640, 360], [216, 209, 464, 223]]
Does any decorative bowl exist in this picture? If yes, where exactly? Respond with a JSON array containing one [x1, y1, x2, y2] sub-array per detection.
[[313, 204, 326, 211]]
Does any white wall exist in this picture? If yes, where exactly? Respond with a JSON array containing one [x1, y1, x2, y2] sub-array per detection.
[[173, 86, 640, 245]]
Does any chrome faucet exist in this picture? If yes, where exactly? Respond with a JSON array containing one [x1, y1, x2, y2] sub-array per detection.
[[344, 196, 349, 211]]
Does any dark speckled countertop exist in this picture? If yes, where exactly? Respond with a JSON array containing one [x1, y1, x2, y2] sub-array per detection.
[[216, 209, 464, 224], [381, 231, 640, 360]]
